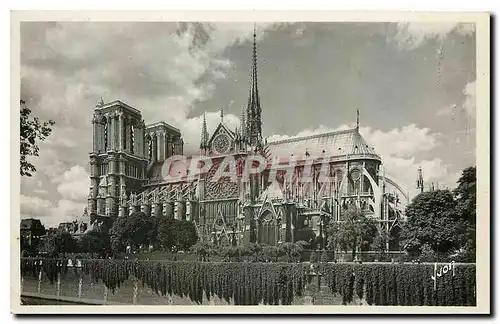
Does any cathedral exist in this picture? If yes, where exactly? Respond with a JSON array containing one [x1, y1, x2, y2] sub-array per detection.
[[85, 30, 409, 251]]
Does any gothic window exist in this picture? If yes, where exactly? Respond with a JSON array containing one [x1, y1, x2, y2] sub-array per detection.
[[212, 133, 231, 155], [332, 170, 343, 190], [99, 163, 109, 176], [122, 119, 127, 152], [349, 168, 361, 194], [146, 135, 152, 161], [103, 117, 108, 152], [130, 124, 135, 155]]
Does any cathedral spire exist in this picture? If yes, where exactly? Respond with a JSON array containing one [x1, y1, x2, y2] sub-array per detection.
[[246, 23, 263, 146], [200, 113, 209, 151]]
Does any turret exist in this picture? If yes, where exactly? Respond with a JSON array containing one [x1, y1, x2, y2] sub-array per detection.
[[416, 166, 424, 193]]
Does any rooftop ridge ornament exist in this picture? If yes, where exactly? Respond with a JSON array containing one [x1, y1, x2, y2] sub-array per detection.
[[356, 108, 360, 130], [96, 97, 105, 107]]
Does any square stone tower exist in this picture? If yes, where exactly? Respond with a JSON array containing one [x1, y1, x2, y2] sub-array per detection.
[[88, 100, 148, 222]]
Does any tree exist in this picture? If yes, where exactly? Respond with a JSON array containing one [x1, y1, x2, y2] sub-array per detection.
[[79, 230, 111, 254], [401, 189, 466, 260], [452, 166, 476, 262], [371, 226, 391, 261], [261, 245, 279, 262], [334, 207, 378, 260], [191, 241, 217, 261], [109, 212, 153, 252], [309, 250, 319, 263], [326, 221, 340, 255], [278, 241, 306, 262], [41, 232, 78, 257], [155, 217, 177, 251], [172, 220, 198, 250], [20, 100, 55, 177], [419, 244, 438, 262], [454, 166, 476, 223]]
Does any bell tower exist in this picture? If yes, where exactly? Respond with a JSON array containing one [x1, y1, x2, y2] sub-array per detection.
[[88, 100, 148, 222]]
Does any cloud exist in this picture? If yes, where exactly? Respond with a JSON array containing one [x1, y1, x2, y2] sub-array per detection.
[[54, 166, 90, 201], [436, 80, 476, 121], [393, 22, 475, 50], [361, 124, 440, 158], [20, 22, 281, 226], [21, 165, 90, 227], [462, 80, 476, 118], [20, 195, 53, 219]]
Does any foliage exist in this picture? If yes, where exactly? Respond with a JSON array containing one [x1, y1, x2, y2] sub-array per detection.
[[418, 244, 438, 262], [332, 207, 378, 260], [260, 245, 279, 262], [155, 217, 177, 251], [325, 221, 339, 251], [371, 227, 391, 261], [21, 257, 477, 306], [172, 220, 198, 250], [278, 241, 306, 262], [110, 215, 197, 254], [400, 166, 476, 263], [40, 232, 79, 257], [452, 166, 476, 262], [454, 166, 476, 224], [309, 250, 319, 264], [320, 250, 330, 263], [207, 242, 308, 263], [191, 241, 217, 261], [401, 189, 467, 259], [109, 212, 153, 252], [79, 231, 111, 254], [20, 100, 55, 177]]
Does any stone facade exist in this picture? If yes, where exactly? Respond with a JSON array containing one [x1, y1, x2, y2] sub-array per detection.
[[87, 31, 408, 251]]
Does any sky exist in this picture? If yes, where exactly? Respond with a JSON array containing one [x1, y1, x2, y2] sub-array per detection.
[[19, 21, 476, 227]]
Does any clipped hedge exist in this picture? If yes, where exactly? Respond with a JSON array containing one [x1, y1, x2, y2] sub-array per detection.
[[20, 258, 476, 306], [320, 263, 476, 306]]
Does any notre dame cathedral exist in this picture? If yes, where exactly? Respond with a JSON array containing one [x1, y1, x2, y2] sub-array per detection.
[[85, 30, 409, 251]]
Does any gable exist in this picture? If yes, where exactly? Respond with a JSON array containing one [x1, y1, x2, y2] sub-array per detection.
[[207, 122, 236, 148]]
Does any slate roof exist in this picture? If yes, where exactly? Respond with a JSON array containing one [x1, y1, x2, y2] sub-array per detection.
[[267, 127, 380, 160]]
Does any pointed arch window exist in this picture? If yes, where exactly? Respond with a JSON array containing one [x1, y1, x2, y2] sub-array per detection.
[[103, 117, 108, 152], [130, 124, 135, 154]]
